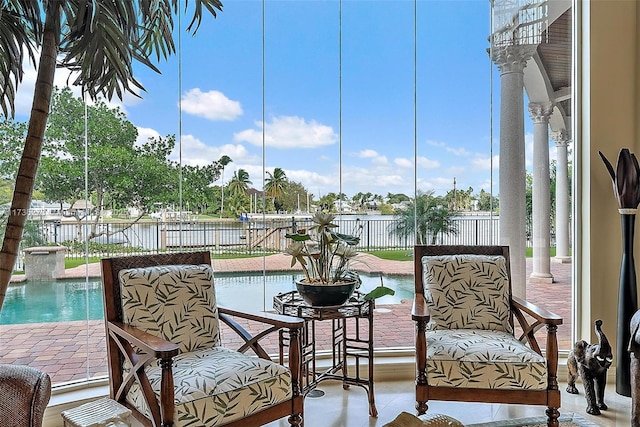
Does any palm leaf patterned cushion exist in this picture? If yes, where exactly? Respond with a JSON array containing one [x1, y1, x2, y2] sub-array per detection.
[[119, 264, 221, 352], [426, 329, 547, 390], [125, 347, 293, 426], [421, 255, 547, 390], [422, 254, 513, 333], [118, 264, 293, 426]]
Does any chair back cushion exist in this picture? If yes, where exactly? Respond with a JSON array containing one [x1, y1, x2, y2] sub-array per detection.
[[422, 254, 513, 333], [119, 264, 221, 352]]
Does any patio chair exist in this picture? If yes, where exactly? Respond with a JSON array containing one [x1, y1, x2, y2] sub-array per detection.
[[0, 364, 51, 427], [412, 245, 563, 427], [101, 251, 304, 427]]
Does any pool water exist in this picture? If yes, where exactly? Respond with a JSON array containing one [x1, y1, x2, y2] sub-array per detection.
[[1, 278, 104, 324], [0, 273, 414, 324]]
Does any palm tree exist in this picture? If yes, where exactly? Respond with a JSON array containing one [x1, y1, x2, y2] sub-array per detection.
[[227, 169, 252, 196], [391, 190, 457, 245], [0, 1, 223, 310], [218, 155, 232, 217], [265, 167, 287, 212]]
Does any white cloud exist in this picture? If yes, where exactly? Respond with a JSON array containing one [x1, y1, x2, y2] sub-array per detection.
[[136, 127, 161, 147], [241, 162, 414, 197], [356, 149, 388, 165], [471, 155, 499, 171], [426, 139, 470, 157], [14, 52, 140, 119], [358, 149, 379, 159], [393, 156, 440, 169], [234, 116, 337, 149], [372, 156, 389, 165], [169, 134, 256, 167], [426, 140, 445, 148], [394, 158, 413, 168], [447, 146, 471, 156], [181, 88, 242, 121], [417, 156, 440, 169]]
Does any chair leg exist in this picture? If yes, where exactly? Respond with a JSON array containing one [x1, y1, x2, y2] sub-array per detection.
[[546, 407, 560, 427], [415, 318, 429, 416], [416, 400, 428, 416], [288, 413, 303, 426], [415, 383, 428, 416]]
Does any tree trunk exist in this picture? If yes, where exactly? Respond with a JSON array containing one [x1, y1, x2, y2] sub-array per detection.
[[0, 5, 60, 310]]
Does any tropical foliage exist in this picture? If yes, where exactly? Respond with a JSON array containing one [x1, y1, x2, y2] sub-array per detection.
[[391, 191, 457, 245], [0, 0, 223, 310], [265, 168, 287, 212], [227, 169, 252, 196], [285, 212, 362, 285]]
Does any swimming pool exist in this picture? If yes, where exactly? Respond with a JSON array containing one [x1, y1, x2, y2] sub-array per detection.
[[0, 272, 414, 324]]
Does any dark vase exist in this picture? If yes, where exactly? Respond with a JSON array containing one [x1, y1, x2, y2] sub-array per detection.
[[295, 280, 357, 306], [617, 211, 639, 397]]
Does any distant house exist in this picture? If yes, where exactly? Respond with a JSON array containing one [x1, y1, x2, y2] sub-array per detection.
[[1, 200, 71, 221], [68, 200, 95, 220]]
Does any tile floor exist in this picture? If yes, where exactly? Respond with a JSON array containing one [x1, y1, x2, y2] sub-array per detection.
[[263, 378, 632, 427]]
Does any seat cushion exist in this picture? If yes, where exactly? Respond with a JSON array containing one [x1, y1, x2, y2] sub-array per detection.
[[422, 254, 513, 333], [427, 329, 547, 390], [119, 264, 221, 353], [126, 347, 293, 427]]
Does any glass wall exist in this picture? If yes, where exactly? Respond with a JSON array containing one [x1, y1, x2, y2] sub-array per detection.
[[0, 0, 573, 387]]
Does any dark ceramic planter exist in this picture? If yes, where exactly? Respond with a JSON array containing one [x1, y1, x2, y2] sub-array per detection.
[[617, 211, 638, 397], [295, 280, 357, 306]]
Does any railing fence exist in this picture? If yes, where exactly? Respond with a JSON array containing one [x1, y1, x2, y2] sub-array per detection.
[[15, 216, 523, 269]]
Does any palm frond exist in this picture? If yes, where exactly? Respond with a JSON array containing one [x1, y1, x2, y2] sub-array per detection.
[[56, 0, 222, 102], [0, 1, 41, 117]]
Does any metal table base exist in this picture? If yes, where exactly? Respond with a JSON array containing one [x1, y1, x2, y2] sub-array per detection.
[[274, 290, 377, 417]]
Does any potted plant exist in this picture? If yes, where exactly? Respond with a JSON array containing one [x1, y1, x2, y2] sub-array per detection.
[[284, 212, 393, 306]]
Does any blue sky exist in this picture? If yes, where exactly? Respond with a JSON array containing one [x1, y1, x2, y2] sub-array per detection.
[[15, 0, 546, 200]]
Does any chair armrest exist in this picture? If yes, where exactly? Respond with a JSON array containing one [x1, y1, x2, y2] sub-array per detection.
[[106, 321, 179, 425], [511, 297, 562, 364], [107, 321, 179, 359], [511, 297, 563, 326], [511, 297, 562, 392], [219, 306, 305, 329], [411, 295, 430, 322], [218, 307, 304, 359]]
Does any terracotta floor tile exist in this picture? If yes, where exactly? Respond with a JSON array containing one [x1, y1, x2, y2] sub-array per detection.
[[2, 255, 572, 386]]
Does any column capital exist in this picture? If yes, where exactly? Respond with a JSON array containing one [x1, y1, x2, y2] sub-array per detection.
[[491, 45, 537, 74], [528, 102, 554, 124], [552, 129, 571, 147]]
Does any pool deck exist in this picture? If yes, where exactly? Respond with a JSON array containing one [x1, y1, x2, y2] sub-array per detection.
[[1, 253, 571, 385], [53, 252, 416, 279]]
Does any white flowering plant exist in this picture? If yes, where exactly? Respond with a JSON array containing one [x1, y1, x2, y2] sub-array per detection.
[[284, 212, 394, 301], [285, 212, 362, 285]]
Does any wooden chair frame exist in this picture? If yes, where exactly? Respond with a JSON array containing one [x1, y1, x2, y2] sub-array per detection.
[[412, 245, 563, 427], [101, 251, 304, 427]]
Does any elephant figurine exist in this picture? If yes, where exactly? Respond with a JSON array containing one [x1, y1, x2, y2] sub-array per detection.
[[628, 310, 640, 426], [566, 319, 613, 415]]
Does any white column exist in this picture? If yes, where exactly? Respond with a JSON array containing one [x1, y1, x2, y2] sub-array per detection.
[[529, 102, 554, 283], [552, 129, 571, 263], [492, 45, 536, 299]]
